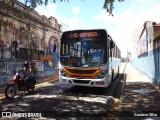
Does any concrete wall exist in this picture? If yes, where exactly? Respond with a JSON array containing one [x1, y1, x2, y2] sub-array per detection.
[[131, 47, 160, 86], [0, 0, 61, 85], [0, 53, 59, 85], [131, 21, 160, 86]]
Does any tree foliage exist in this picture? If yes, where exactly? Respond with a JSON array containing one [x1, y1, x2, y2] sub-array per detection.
[[103, 0, 124, 16], [22, 0, 124, 15]]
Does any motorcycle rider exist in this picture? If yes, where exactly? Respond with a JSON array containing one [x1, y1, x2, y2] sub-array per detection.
[[23, 61, 31, 91], [17, 61, 37, 91], [5, 61, 37, 99]]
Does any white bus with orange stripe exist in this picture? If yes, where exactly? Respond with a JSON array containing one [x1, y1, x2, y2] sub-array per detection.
[[59, 29, 121, 88]]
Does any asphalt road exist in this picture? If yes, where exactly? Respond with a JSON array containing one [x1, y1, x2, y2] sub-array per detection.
[[0, 72, 124, 120]]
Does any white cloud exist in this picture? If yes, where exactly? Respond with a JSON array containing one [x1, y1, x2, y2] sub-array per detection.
[[35, 1, 160, 57], [61, 17, 82, 30], [93, 2, 160, 57], [71, 6, 80, 15], [35, 4, 59, 18], [35, 4, 82, 31]]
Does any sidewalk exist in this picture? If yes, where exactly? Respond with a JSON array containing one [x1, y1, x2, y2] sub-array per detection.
[[118, 63, 160, 118]]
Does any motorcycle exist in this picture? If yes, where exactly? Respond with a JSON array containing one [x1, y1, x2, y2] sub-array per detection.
[[5, 70, 36, 99]]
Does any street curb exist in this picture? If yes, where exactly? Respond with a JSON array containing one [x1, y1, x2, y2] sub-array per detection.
[[35, 79, 57, 88], [122, 63, 127, 77], [117, 62, 127, 102], [155, 86, 160, 90], [109, 63, 127, 119], [120, 63, 127, 96]]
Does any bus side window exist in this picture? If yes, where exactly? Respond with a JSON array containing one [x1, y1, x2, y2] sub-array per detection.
[[109, 48, 112, 57], [112, 43, 115, 58], [110, 41, 114, 49], [115, 46, 117, 58], [110, 41, 113, 58]]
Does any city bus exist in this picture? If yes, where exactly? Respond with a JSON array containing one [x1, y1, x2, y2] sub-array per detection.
[[59, 29, 121, 88]]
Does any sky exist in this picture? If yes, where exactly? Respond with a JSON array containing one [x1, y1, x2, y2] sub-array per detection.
[[34, 0, 160, 57]]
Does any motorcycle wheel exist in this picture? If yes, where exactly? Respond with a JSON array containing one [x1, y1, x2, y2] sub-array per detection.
[[27, 83, 35, 93], [5, 84, 17, 99]]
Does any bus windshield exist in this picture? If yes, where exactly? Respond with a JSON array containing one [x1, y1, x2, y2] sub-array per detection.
[[60, 37, 107, 67]]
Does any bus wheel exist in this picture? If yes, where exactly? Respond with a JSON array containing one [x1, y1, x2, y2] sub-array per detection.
[[117, 66, 119, 77]]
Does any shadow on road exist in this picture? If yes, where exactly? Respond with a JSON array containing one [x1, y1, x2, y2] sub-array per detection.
[[120, 82, 160, 111], [0, 73, 126, 119]]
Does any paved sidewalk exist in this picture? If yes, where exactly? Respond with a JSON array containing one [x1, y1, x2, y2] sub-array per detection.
[[118, 63, 160, 119]]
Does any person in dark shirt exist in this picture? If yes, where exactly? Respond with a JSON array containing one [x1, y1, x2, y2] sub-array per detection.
[[23, 61, 30, 91]]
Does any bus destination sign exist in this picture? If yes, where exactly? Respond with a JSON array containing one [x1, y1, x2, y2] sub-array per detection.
[[69, 32, 98, 38]]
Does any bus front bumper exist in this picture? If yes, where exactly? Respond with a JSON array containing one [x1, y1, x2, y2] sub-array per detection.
[[59, 77, 111, 88]]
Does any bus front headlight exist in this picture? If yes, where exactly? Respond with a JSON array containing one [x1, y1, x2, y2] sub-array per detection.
[[60, 70, 69, 77], [95, 70, 108, 79]]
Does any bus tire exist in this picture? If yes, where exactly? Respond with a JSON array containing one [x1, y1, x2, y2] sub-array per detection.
[[117, 66, 119, 77]]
